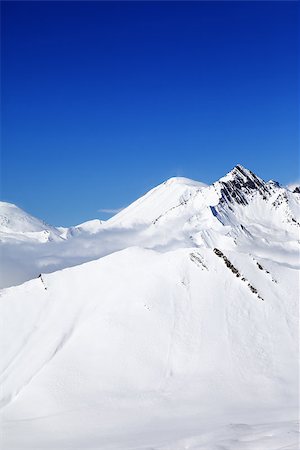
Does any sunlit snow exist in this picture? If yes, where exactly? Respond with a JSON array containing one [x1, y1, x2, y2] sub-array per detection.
[[0, 165, 299, 449]]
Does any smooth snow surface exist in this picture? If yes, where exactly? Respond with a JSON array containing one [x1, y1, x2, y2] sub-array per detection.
[[0, 165, 299, 449]]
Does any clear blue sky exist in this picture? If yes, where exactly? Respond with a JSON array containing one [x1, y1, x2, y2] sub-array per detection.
[[1, 1, 299, 226]]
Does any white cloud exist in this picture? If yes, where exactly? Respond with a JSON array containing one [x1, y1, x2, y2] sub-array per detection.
[[97, 207, 123, 214]]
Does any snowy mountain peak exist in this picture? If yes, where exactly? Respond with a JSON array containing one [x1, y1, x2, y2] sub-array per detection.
[[220, 164, 264, 187], [164, 176, 207, 188], [215, 164, 269, 206]]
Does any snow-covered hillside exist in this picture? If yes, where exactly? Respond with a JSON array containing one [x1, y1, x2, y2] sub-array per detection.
[[0, 165, 299, 449]]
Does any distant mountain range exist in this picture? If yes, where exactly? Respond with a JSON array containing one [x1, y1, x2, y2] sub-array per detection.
[[0, 164, 299, 288]]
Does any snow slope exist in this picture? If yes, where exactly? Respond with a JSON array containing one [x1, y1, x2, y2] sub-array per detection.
[[106, 177, 208, 226], [0, 165, 299, 449]]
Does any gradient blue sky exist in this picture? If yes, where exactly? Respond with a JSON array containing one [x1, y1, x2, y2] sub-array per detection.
[[2, 1, 299, 226]]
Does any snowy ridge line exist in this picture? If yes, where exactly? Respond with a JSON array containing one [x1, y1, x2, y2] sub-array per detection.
[[152, 197, 190, 225]]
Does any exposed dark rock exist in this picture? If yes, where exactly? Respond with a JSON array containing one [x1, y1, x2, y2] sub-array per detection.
[[38, 273, 47, 290], [248, 284, 258, 294], [253, 259, 279, 284], [216, 165, 271, 209], [214, 248, 264, 301], [256, 262, 264, 271], [213, 248, 241, 277], [190, 252, 208, 271]]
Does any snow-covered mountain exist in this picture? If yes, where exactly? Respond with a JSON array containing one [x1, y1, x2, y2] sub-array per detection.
[[1, 165, 298, 288], [0, 201, 62, 241], [0, 165, 299, 449]]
